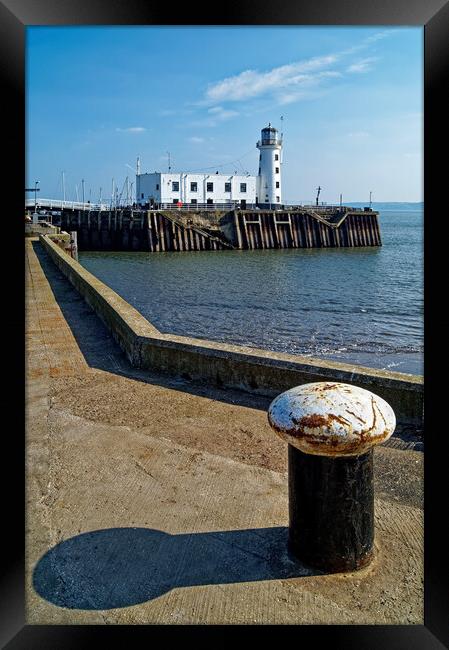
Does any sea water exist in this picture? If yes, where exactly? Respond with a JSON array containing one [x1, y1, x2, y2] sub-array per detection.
[[79, 204, 423, 376]]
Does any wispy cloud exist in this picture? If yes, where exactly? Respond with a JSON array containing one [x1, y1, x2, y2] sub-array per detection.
[[197, 30, 393, 113], [207, 106, 239, 120], [188, 136, 205, 143], [342, 29, 396, 56], [116, 126, 146, 133], [204, 55, 340, 105], [365, 30, 396, 44], [175, 29, 396, 130], [277, 87, 330, 106], [277, 72, 342, 105], [187, 106, 240, 128], [347, 57, 378, 73]]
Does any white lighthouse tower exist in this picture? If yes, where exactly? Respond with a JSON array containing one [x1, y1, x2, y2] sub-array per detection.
[[256, 123, 283, 207]]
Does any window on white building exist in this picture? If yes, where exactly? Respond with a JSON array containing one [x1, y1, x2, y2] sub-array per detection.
[[172, 182, 179, 192], [276, 182, 280, 188], [191, 182, 197, 192], [240, 183, 247, 193], [191, 199, 197, 204], [207, 198, 213, 204], [276, 196, 280, 202], [207, 182, 214, 192], [156, 184, 159, 190], [275, 168, 279, 174], [173, 198, 178, 204], [275, 154, 279, 161], [225, 182, 231, 192]]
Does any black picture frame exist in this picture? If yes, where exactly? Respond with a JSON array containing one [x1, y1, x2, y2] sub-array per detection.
[[3, 0, 448, 647]]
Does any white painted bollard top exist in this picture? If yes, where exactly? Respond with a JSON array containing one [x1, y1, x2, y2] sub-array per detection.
[[268, 382, 396, 457]]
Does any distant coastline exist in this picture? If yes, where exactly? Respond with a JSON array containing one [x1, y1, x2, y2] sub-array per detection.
[[346, 202, 423, 211], [287, 202, 423, 211]]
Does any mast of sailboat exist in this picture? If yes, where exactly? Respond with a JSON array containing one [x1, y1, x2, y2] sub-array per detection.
[[62, 171, 66, 208]]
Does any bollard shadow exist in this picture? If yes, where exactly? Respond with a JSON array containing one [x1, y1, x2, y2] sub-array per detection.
[[30, 241, 272, 412], [33, 526, 318, 610]]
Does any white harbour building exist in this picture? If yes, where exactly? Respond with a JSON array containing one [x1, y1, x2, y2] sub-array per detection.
[[136, 124, 283, 209]]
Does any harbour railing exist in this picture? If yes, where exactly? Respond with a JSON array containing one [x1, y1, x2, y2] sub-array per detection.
[[26, 198, 374, 214], [25, 198, 110, 211]]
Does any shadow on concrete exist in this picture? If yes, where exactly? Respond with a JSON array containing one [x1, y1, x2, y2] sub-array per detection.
[[33, 526, 318, 610], [30, 241, 272, 412]]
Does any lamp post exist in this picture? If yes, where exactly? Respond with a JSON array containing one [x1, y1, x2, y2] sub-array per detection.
[[34, 180, 40, 213], [25, 185, 40, 218]]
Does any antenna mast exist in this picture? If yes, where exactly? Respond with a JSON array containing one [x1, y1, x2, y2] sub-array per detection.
[[62, 171, 66, 207], [280, 116, 284, 164], [136, 156, 141, 176], [316, 185, 322, 207]]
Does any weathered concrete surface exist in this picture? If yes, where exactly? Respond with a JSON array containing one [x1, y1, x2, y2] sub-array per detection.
[[26, 239, 423, 624], [25, 222, 60, 237], [40, 234, 424, 426]]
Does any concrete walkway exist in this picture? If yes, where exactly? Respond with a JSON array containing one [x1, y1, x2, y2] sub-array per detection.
[[26, 239, 423, 625]]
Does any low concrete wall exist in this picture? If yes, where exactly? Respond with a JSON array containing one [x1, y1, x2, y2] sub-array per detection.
[[25, 222, 60, 237], [40, 234, 423, 426]]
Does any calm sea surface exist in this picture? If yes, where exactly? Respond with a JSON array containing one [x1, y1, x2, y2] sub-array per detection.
[[79, 205, 423, 376]]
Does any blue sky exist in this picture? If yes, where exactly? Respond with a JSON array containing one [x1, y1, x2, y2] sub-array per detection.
[[26, 26, 423, 203]]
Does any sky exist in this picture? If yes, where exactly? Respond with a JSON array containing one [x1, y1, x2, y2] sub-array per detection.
[[26, 26, 423, 204]]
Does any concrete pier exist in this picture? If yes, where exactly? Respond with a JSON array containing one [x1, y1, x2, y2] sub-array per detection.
[[26, 237, 423, 624], [58, 206, 381, 252]]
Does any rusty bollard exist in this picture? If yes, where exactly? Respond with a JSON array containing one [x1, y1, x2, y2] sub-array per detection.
[[268, 382, 396, 573]]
